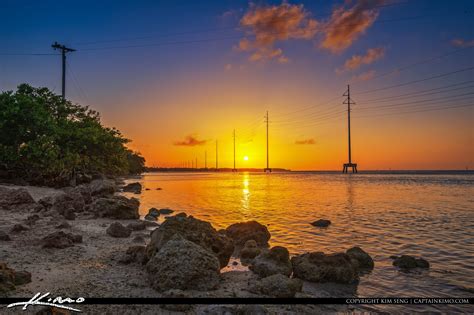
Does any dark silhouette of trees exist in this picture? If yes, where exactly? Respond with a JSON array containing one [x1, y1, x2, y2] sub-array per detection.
[[0, 84, 145, 186]]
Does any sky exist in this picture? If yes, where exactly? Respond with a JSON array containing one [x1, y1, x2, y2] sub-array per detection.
[[1, 0, 473, 170]]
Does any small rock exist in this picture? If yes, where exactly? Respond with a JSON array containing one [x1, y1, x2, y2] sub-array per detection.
[[174, 212, 187, 218], [291, 252, 358, 284], [250, 274, 302, 298], [123, 182, 142, 194], [0, 262, 16, 293], [392, 255, 430, 269], [119, 245, 148, 265], [90, 196, 139, 219], [249, 246, 292, 277], [10, 224, 28, 233], [346, 247, 374, 269], [13, 270, 32, 285], [156, 188, 162, 190], [126, 221, 146, 231], [42, 231, 82, 249], [240, 240, 261, 259], [0, 231, 11, 241], [159, 208, 174, 215], [144, 214, 157, 221], [225, 221, 271, 246], [0, 187, 37, 211], [147, 208, 160, 218], [90, 179, 116, 196], [310, 219, 331, 227], [106, 222, 132, 238]]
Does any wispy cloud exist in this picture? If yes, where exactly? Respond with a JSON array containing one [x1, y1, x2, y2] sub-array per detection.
[[338, 47, 385, 73], [451, 38, 474, 47], [237, 2, 318, 63], [174, 135, 207, 146], [234, 0, 382, 63], [320, 0, 383, 53], [351, 70, 376, 82], [295, 138, 316, 145]]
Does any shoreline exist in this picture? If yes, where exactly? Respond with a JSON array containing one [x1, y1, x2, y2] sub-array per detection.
[[0, 182, 347, 314]]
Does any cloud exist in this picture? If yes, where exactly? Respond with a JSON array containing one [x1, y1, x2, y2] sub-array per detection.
[[321, 0, 383, 53], [174, 135, 207, 146], [295, 138, 316, 145], [224, 63, 233, 71], [351, 70, 376, 82], [451, 38, 474, 47], [339, 47, 385, 73], [237, 2, 318, 63]]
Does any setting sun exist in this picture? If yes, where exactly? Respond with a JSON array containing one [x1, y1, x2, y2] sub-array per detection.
[[243, 156, 249, 161]]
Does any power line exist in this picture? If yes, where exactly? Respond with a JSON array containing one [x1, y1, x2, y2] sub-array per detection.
[[358, 80, 474, 103], [355, 66, 474, 95], [353, 103, 473, 119], [351, 46, 474, 86]]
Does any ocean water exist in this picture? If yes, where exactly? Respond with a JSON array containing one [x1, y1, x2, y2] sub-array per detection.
[[123, 171, 474, 312]]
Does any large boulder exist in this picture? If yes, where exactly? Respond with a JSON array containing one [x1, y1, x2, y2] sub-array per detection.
[[249, 246, 292, 277], [392, 255, 429, 269], [146, 215, 234, 268], [346, 247, 374, 269], [106, 222, 132, 238], [90, 179, 116, 197], [249, 274, 302, 298], [42, 231, 82, 249], [146, 234, 220, 291], [123, 182, 142, 194], [225, 221, 271, 246], [90, 196, 139, 219], [0, 187, 36, 211], [291, 252, 358, 284]]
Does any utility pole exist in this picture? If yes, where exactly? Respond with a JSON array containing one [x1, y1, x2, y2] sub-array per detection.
[[342, 85, 358, 173], [51, 42, 75, 99], [264, 111, 271, 173], [205, 151, 207, 169], [215, 140, 218, 171], [232, 129, 237, 172], [195, 157, 198, 169]]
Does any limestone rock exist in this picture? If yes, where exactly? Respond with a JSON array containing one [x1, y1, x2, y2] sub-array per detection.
[[106, 222, 132, 238], [225, 221, 271, 246], [249, 246, 292, 277], [146, 234, 220, 291], [90, 196, 139, 219], [346, 247, 374, 269], [147, 215, 234, 268], [291, 252, 358, 284]]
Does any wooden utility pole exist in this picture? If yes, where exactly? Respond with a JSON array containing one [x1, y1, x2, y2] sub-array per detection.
[[343, 85, 358, 173], [264, 111, 271, 172], [51, 42, 75, 99], [215, 140, 218, 171]]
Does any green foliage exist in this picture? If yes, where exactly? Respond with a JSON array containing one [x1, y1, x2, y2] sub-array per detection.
[[0, 84, 145, 185]]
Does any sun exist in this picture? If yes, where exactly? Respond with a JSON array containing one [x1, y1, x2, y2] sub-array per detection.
[[243, 156, 249, 161]]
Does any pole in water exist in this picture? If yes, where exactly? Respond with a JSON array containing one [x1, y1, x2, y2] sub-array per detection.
[[264, 110, 271, 173], [232, 129, 236, 172], [342, 85, 358, 174]]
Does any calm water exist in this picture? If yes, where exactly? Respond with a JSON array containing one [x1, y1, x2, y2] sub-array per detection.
[[124, 172, 474, 312]]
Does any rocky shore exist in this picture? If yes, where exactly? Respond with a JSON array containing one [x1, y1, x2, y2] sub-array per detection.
[[0, 180, 430, 314]]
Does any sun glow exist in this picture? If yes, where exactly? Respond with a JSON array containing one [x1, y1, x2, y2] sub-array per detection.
[[243, 156, 249, 161]]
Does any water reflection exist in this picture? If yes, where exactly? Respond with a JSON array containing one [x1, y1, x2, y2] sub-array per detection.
[[125, 171, 474, 310]]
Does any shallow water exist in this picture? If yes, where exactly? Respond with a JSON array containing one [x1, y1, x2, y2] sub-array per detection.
[[124, 171, 474, 312]]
